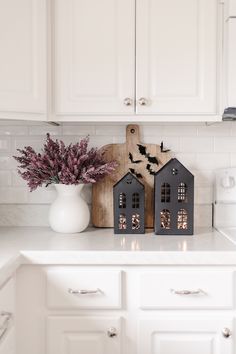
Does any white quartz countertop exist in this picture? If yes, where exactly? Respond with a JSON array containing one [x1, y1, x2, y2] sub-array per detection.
[[0, 226, 236, 286], [0, 226, 236, 275]]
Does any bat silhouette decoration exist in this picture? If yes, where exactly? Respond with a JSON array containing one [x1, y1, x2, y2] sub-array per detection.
[[137, 144, 159, 165], [128, 152, 142, 164], [146, 164, 156, 176], [160, 141, 170, 153], [129, 168, 143, 179]]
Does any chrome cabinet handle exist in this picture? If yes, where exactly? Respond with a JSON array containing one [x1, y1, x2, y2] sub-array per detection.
[[0, 311, 13, 342], [123, 98, 133, 106], [68, 288, 102, 295], [107, 327, 118, 338], [222, 328, 232, 338], [138, 97, 148, 106], [170, 288, 206, 295]]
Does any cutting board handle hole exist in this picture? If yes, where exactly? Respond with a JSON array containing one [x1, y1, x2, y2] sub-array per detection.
[[130, 128, 135, 134]]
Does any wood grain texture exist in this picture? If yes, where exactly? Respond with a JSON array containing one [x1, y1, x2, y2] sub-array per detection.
[[92, 125, 171, 228]]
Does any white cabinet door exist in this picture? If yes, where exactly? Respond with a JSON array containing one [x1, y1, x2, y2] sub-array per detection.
[[47, 316, 121, 354], [0, 0, 47, 120], [54, 0, 135, 116], [139, 317, 233, 354], [226, 18, 236, 107], [136, 0, 220, 116]]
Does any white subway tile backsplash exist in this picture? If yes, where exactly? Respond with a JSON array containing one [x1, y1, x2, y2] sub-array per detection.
[[195, 186, 213, 204], [62, 125, 95, 136], [0, 121, 233, 227], [196, 153, 231, 170], [0, 171, 12, 186], [0, 156, 17, 170], [214, 137, 236, 153], [197, 124, 231, 137], [29, 124, 62, 136], [0, 204, 50, 226], [0, 187, 28, 203], [28, 187, 56, 204], [0, 125, 28, 136], [0, 138, 11, 152], [12, 171, 27, 186], [14, 138, 46, 152], [95, 125, 125, 136], [163, 125, 197, 137], [180, 137, 214, 153]]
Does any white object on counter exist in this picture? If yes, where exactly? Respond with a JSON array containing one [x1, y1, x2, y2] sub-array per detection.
[[49, 184, 90, 233]]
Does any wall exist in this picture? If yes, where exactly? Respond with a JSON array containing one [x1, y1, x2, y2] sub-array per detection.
[[0, 120, 234, 228]]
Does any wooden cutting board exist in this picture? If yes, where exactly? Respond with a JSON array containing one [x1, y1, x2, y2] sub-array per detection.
[[92, 124, 171, 228]]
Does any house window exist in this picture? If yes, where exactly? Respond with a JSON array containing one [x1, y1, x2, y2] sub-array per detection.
[[132, 193, 140, 208], [132, 213, 140, 230], [178, 183, 187, 203], [177, 209, 188, 230], [160, 209, 171, 229], [161, 183, 171, 202], [119, 193, 126, 208], [119, 214, 127, 230]]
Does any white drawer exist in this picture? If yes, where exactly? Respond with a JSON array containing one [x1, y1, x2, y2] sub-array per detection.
[[46, 269, 122, 309], [139, 271, 234, 309]]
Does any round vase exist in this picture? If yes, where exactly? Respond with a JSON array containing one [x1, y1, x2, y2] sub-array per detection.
[[49, 184, 90, 233]]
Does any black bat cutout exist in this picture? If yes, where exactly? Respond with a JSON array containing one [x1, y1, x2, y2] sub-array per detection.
[[146, 164, 156, 176], [129, 152, 142, 164], [137, 144, 159, 165], [137, 144, 147, 156], [160, 141, 170, 153], [129, 168, 143, 179], [147, 155, 159, 165]]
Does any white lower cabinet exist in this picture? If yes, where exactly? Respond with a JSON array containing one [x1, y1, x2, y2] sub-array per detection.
[[47, 316, 121, 354], [139, 317, 233, 354], [0, 277, 15, 354], [15, 266, 236, 354]]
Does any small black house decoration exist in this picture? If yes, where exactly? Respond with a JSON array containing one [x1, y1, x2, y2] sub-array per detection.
[[113, 172, 145, 234], [154, 158, 194, 235]]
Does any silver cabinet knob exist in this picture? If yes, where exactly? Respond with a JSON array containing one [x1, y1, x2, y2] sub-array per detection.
[[222, 328, 232, 338], [107, 327, 118, 338], [123, 98, 133, 106], [138, 97, 148, 106]]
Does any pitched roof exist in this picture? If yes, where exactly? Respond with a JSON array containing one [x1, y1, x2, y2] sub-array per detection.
[[155, 158, 194, 177], [113, 172, 144, 188]]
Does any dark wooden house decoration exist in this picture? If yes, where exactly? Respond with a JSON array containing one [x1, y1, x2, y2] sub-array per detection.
[[154, 158, 194, 235], [113, 172, 145, 234]]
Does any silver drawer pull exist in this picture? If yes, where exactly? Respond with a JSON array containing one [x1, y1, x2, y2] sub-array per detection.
[[68, 288, 102, 295], [170, 288, 207, 295], [0, 311, 13, 342]]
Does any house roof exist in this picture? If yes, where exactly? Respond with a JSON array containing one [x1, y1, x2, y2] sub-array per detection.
[[155, 158, 194, 177], [113, 172, 144, 188]]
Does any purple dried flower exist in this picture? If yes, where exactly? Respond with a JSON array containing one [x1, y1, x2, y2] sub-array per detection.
[[13, 134, 118, 192]]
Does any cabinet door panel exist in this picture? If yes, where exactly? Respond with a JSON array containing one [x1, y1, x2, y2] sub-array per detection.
[[54, 0, 135, 115], [226, 19, 236, 107], [139, 317, 233, 354], [47, 316, 121, 354], [0, 0, 46, 118], [136, 0, 219, 115]]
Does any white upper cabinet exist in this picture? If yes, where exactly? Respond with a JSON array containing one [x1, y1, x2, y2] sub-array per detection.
[[54, 0, 135, 116], [225, 0, 236, 108], [136, 0, 220, 116], [0, 0, 47, 120]]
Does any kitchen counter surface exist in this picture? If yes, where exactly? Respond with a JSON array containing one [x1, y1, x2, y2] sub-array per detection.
[[0, 226, 236, 271], [0, 226, 236, 286]]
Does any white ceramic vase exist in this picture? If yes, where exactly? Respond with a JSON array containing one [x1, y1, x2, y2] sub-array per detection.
[[49, 184, 90, 233]]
